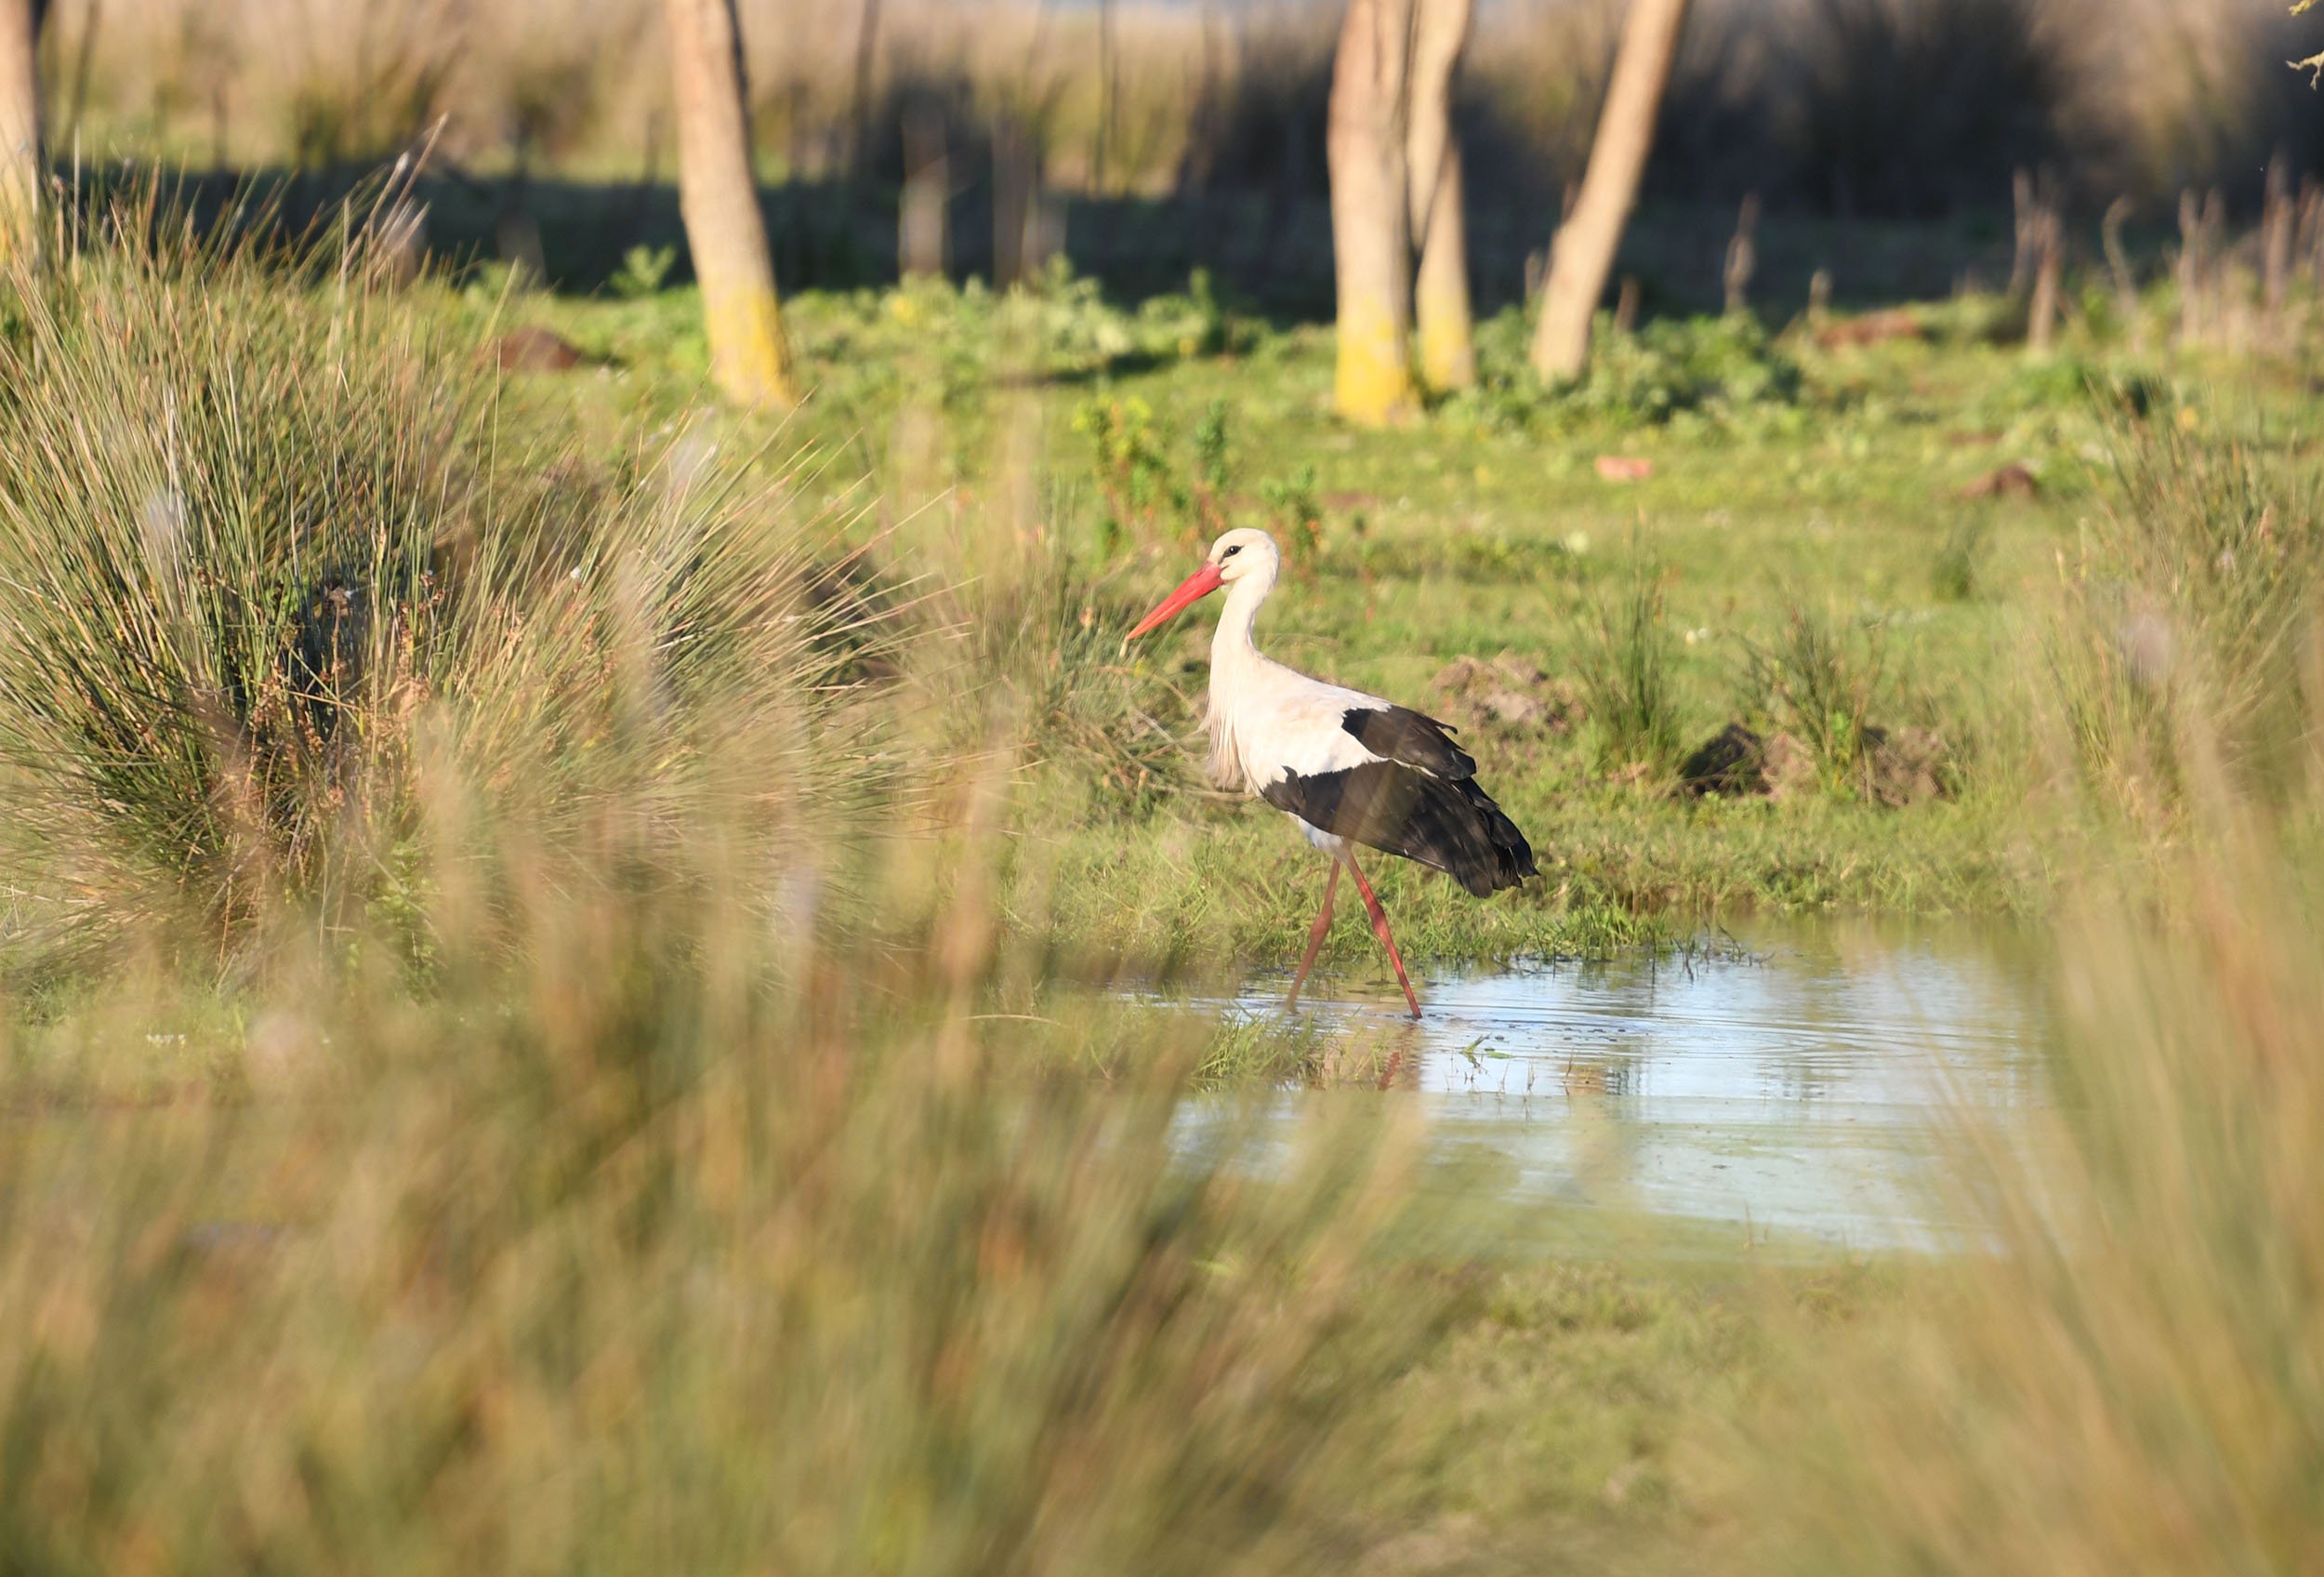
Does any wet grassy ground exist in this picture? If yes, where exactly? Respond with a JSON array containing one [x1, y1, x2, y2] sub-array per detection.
[[471, 272, 2321, 967]]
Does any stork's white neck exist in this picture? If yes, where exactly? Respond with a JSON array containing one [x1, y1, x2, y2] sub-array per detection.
[[1209, 553, 1277, 677], [1200, 550, 1279, 790]]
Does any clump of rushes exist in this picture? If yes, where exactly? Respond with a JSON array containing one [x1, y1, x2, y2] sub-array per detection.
[[971, 555, 1197, 815], [0, 196, 888, 974], [1739, 596, 1888, 788], [1577, 553, 1684, 776], [2055, 404, 2324, 813]]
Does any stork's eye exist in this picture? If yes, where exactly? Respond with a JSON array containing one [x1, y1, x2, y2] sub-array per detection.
[[1221, 544, 1241, 559]]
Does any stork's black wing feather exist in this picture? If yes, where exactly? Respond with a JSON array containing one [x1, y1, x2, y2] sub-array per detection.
[[1340, 706, 1475, 780], [1262, 760, 1537, 897]]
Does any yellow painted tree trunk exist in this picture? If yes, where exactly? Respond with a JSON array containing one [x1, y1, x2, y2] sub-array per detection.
[[1406, 0, 1473, 393], [1529, 0, 1690, 381], [1327, 0, 1419, 426], [664, 0, 798, 407], [0, 0, 40, 266]]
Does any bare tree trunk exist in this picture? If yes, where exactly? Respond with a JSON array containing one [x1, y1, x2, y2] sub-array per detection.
[[1327, 0, 1418, 426], [1094, 0, 1117, 193], [1406, 0, 1473, 392], [1723, 192, 1758, 315], [850, 0, 882, 179], [2178, 189, 2203, 348], [2103, 196, 2144, 352], [2027, 199, 2062, 357], [2264, 152, 2294, 342], [1529, 0, 1690, 381], [899, 101, 945, 279], [2008, 169, 2037, 298], [664, 0, 798, 406], [0, 0, 40, 264], [63, 0, 96, 152]]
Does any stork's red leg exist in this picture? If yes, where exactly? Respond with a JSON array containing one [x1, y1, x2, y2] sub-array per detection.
[[1286, 861, 1340, 1010], [1343, 854, 1421, 1019]]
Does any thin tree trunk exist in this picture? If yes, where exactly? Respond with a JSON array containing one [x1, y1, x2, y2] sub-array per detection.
[[1327, 0, 1418, 426], [899, 101, 945, 279], [664, 0, 798, 406], [63, 0, 96, 152], [2026, 199, 2062, 357], [0, 0, 40, 264], [1094, 0, 1116, 193], [1723, 192, 1758, 315], [2103, 196, 2143, 352], [850, 0, 880, 179], [2264, 152, 2294, 341], [2008, 169, 2036, 298], [1529, 0, 1690, 381], [1406, 0, 1473, 392], [2178, 189, 2203, 347]]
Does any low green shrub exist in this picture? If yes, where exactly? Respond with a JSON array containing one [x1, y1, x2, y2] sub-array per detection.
[[1457, 310, 1804, 432]]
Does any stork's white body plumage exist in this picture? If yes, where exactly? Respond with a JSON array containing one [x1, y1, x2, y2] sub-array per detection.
[[1129, 529, 1537, 1017]]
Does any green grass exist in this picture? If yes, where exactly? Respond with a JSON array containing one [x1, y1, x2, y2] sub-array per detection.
[[483, 272, 2229, 950]]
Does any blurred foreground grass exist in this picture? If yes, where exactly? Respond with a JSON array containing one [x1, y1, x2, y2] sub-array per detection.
[[0, 195, 2321, 1574]]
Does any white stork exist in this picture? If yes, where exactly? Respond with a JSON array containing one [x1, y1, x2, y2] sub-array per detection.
[[1128, 528, 1537, 1018]]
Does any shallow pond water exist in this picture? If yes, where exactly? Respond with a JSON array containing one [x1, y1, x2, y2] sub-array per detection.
[[1176, 919, 2046, 1254]]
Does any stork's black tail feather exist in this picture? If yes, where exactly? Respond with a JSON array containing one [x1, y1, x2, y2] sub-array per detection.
[[1419, 775, 1538, 897], [1261, 762, 1538, 897]]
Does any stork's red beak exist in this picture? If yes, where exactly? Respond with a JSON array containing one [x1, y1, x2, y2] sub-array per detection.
[[1126, 563, 1224, 639]]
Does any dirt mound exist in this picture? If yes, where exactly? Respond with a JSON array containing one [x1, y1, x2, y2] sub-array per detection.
[[1432, 654, 1578, 735], [1958, 462, 2040, 501], [1860, 724, 1950, 807], [488, 325, 589, 373], [1677, 722, 1948, 806]]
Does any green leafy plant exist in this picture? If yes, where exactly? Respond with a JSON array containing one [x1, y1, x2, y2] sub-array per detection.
[[1073, 396, 1177, 552], [1072, 396, 1239, 555], [611, 242, 677, 298], [1565, 312, 1803, 425], [1261, 463, 1326, 577]]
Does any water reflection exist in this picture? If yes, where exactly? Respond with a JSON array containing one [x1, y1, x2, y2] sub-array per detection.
[[1204, 920, 2043, 1253]]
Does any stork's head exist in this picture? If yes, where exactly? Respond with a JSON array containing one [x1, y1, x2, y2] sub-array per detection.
[[1127, 528, 1277, 639]]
